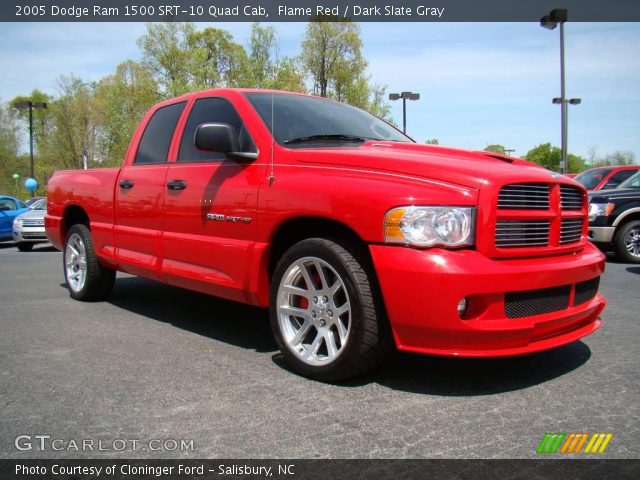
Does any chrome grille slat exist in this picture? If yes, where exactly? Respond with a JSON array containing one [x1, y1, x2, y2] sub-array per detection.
[[498, 183, 549, 210], [560, 185, 583, 211], [560, 218, 583, 244], [495, 220, 550, 248]]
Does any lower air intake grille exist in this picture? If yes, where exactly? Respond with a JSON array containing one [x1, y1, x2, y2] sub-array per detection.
[[560, 219, 583, 244], [574, 277, 600, 306], [505, 285, 571, 319], [496, 220, 550, 248]]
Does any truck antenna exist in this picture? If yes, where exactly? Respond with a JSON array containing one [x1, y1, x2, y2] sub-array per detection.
[[269, 93, 275, 186]]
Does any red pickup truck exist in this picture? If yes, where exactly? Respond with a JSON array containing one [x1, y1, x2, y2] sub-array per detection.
[[46, 89, 607, 381]]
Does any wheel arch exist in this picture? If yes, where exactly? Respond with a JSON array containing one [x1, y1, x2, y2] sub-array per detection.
[[267, 216, 371, 279], [61, 204, 90, 240]]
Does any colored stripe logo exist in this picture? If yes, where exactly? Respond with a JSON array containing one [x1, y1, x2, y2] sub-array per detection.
[[537, 433, 613, 454]]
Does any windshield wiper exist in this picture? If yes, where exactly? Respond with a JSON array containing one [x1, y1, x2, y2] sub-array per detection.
[[284, 134, 368, 145]]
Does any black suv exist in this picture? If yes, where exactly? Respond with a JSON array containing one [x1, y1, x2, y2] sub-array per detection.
[[588, 171, 640, 263]]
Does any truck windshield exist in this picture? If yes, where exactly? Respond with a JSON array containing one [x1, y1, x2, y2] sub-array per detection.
[[574, 168, 611, 190], [244, 92, 413, 146]]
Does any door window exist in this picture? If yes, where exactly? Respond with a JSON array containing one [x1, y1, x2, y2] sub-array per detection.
[[134, 102, 186, 165], [178, 97, 256, 163]]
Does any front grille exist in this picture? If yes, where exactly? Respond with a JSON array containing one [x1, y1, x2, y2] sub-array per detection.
[[495, 220, 550, 248], [22, 233, 47, 240], [505, 285, 571, 319], [22, 219, 44, 227], [498, 183, 549, 210], [560, 185, 583, 210], [575, 277, 600, 306], [560, 219, 583, 244]]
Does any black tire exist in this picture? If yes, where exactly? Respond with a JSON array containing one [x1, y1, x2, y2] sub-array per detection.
[[270, 238, 392, 382], [614, 220, 640, 264], [63, 224, 115, 301], [16, 242, 33, 252]]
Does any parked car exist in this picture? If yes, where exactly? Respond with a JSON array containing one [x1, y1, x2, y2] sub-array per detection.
[[46, 89, 606, 381], [13, 198, 48, 251], [24, 196, 45, 207], [574, 165, 640, 191], [0, 195, 29, 242], [588, 171, 640, 263]]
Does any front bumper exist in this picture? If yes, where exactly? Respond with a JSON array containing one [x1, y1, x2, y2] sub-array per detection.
[[370, 243, 606, 356], [588, 226, 615, 244], [13, 225, 48, 243]]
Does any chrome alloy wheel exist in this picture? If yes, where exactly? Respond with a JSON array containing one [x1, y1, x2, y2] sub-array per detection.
[[277, 256, 351, 366], [624, 226, 640, 258], [65, 233, 88, 293]]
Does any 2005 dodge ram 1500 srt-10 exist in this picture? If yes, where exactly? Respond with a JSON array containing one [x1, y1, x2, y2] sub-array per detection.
[[46, 89, 607, 381]]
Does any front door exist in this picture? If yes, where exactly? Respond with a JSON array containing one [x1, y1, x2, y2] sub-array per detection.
[[161, 96, 267, 302]]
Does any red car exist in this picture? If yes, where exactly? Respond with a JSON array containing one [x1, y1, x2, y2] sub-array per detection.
[[45, 89, 606, 381], [574, 165, 640, 191]]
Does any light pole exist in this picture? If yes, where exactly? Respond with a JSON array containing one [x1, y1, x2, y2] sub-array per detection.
[[389, 91, 420, 134], [14, 100, 47, 196], [540, 8, 575, 174], [553, 96, 581, 171]]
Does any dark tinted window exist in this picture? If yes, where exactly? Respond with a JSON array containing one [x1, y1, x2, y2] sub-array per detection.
[[608, 169, 637, 185], [245, 92, 411, 146], [0, 198, 17, 210], [134, 102, 186, 165], [575, 168, 612, 190], [178, 97, 255, 163]]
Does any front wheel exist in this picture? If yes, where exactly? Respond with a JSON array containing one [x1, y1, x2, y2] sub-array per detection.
[[64, 224, 115, 301], [270, 238, 391, 382], [614, 220, 640, 264]]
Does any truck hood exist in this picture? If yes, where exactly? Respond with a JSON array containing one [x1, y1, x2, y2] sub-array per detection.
[[17, 209, 46, 220], [589, 187, 640, 202], [290, 141, 556, 190]]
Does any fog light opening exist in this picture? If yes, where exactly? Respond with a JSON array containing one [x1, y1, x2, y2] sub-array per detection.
[[457, 298, 468, 318]]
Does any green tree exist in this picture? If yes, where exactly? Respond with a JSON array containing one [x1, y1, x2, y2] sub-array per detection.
[[0, 102, 23, 197], [300, 18, 390, 117], [137, 22, 195, 97], [425, 138, 439, 145], [484, 144, 506, 154], [523, 143, 586, 173], [96, 60, 159, 166], [187, 27, 250, 89], [301, 18, 366, 99], [247, 23, 306, 92]]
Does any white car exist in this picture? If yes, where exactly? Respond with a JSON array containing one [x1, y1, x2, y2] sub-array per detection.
[[12, 198, 48, 251]]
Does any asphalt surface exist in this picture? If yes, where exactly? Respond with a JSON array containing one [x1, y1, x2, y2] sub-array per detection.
[[0, 242, 638, 459]]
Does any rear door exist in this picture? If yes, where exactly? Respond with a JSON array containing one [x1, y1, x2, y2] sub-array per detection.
[[161, 96, 267, 302], [114, 101, 186, 280]]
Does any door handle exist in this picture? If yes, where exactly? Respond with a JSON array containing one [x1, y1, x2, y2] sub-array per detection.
[[119, 179, 134, 189], [166, 179, 187, 191]]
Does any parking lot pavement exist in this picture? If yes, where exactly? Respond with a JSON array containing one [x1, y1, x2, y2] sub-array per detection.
[[0, 241, 638, 459]]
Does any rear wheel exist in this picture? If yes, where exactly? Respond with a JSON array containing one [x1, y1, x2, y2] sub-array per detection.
[[614, 220, 640, 264], [270, 238, 391, 382], [64, 224, 115, 301], [16, 242, 33, 252]]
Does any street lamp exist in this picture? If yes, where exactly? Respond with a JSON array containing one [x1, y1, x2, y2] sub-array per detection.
[[540, 8, 574, 174], [389, 91, 420, 134], [14, 100, 47, 196]]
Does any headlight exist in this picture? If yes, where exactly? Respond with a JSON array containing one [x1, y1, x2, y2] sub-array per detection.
[[385, 206, 475, 247], [588, 202, 615, 222], [13, 219, 22, 228]]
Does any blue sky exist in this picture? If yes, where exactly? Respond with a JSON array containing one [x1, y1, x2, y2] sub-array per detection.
[[1, 22, 638, 161]]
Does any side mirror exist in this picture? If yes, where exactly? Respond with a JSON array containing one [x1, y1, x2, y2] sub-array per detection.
[[194, 123, 258, 161]]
